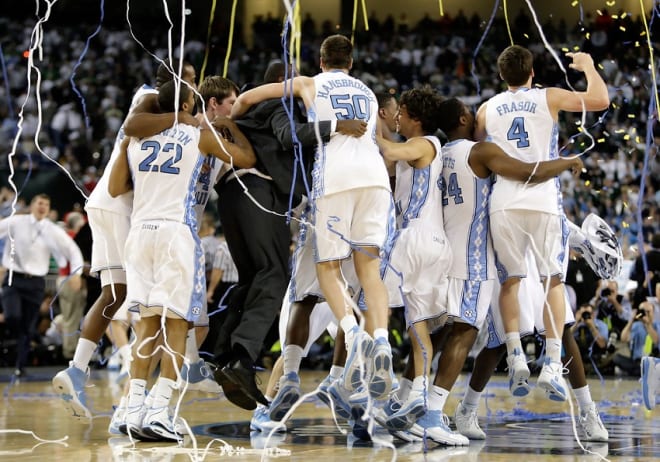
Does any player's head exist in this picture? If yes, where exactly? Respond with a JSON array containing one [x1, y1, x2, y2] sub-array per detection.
[[376, 92, 399, 134], [156, 59, 197, 89], [158, 80, 195, 114], [497, 45, 534, 87], [198, 76, 240, 118], [320, 34, 353, 71], [437, 97, 474, 138], [263, 60, 290, 84], [397, 86, 444, 137]]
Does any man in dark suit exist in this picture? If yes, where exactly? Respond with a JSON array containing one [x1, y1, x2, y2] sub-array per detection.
[[213, 61, 367, 409]]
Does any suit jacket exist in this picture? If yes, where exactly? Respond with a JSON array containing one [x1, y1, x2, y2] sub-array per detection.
[[234, 98, 331, 204]]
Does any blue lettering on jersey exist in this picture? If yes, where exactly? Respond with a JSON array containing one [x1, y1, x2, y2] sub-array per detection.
[[495, 101, 537, 116], [317, 79, 375, 101]]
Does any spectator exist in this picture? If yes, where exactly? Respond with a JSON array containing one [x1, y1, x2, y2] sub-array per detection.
[[570, 303, 610, 374], [614, 300, 660, 376]]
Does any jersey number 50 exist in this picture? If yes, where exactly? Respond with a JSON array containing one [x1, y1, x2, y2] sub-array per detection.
[[330, 94, 370, 120], [138, 141, 183, 174]]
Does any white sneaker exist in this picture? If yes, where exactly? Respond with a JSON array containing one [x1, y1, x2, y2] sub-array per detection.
[[641, 356, 659, 411], [123, 404, 155, 441], [537, 358, 568, 402], [142, 406, 184, 442], [108, 396, 127, 435], [506, 348, 530, 397], [579, 403, 608, 442], [409, 410, 469, 446], [454, 401, 486, 440]]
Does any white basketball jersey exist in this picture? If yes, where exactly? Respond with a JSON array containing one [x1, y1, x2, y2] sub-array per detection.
[[86, 85, 159, 215], [127, 123, 203, 227], [441, 139, 496, 281], [485, 88, 563, 215], [393, 136, 444, 231], [309, 71, 390, 199], [193, 154, 224, 225]]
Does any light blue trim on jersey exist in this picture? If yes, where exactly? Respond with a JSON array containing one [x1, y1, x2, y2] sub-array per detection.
[[289, 206, 311, 303], [466, 177, 492, 280], [184, 154, 204, 229], [556, 214, 570, 280], [187, 227, 206, 323], [401, 165, 431, 229], [312, 143, 327, 199], [460, 279, 481, 326]]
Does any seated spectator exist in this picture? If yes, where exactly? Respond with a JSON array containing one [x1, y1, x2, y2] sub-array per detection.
[[614, 301, 660, 376]]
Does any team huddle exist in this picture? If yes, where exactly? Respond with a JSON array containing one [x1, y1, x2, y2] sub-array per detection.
[[51, 35, 637, 447]]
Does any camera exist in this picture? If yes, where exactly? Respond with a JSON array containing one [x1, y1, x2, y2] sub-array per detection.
[[582, 312, 592, 320], [635, 309, 647, 320], [600, 288, 611, 297]]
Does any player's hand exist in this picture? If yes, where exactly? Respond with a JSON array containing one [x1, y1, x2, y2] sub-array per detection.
[[566, 52, 595, 73], [336, 119, 367, 137], [570, 157, 584, 176]]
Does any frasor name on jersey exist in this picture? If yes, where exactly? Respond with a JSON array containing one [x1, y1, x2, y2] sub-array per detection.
[[158, 126, 194, 145], [495, 101, 537, 116]]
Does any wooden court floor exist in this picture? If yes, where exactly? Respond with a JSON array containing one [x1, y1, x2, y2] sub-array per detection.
[[1, 367, 658, 461]]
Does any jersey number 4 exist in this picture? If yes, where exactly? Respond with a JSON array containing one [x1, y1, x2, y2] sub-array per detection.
[[330, 94, 370, 120], [441, 172, 464, 206], [138, 141, 183, 174], [507, 117, 530, 148]]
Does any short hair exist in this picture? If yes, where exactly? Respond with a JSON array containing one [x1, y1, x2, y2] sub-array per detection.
[[376, 92, 396, 109], [497, 45, 534, 87], [436, 98, 466, 135], [158, 80, 192, 113], [156, 59, 193, 88], [198, 76, 240, 106], [31, 193, 50, 204], [263, 60, 286, 84], [399, 86, 444, 135], [320, 34, 353, 69]]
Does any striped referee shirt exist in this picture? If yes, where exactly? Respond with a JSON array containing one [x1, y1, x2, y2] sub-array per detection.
[[212, 241, 238, 283]]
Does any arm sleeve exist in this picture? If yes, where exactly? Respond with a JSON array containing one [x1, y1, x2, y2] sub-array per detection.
[[53, 226, 85, 275]]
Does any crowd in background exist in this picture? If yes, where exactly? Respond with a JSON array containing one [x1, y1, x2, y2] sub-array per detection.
[[0, 7, 659, 374]]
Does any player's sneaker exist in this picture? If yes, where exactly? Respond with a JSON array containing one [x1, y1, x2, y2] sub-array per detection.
[[316, 373, 334, 407], [454, 400, 486, 440], [409, 410, 469, 446], [123, 404, 158, 441], [327, 379, 353, 420], [506, 348, 530, 397], [251, 404, 286, 433], [108, 396, 127, 435], [343, 327, 374, 392], [141, 406, 184, 442], [641, 356, 659, 411], [537, 357, 568, 402], [52, 363, 91, 418], [578, 403, 608, 442], [383, 390, 426, 431], [369, 337, 395, 399], [269, 371, 301, 421], [181, 359, 223, 393]]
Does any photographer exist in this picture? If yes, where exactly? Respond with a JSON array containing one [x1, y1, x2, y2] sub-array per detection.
[[614, 301, 660, 376], [570, 303, 610, 373], [592, 280, 630, 336]]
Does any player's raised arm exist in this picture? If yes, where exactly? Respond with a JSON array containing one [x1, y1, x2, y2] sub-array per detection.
[[199, 117, 256, 168], [547, 52, 610, 115]]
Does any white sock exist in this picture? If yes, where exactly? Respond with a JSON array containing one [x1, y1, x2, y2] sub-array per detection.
[[572, 385, 594, 411], [504, 332, 522, 355], [72, 338, 97, 371], [394, 377, 413, 401], [411, 375, 428, 394], [184, 328, 200, 362], [283, 345, 304, 375], [128, 379, 147, 408], [152, 377, 176, 409], [373, 328, 389, 342], [428, 385, 450, 412], [329, 365, 344, 380], [545, 338, 562, 364], [463, 385, 482, 409], [340, 316, 358, 345]]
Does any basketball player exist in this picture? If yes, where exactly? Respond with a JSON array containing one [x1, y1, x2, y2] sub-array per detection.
[[52, 60, 198, 419], [475, 46, 609, 400], [231, 34, 395, 401], [107, 81, 255, 441]]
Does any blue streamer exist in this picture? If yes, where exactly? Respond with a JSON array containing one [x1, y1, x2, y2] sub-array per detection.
[[69, 0, 105, 128], [0, 44, 15, 121], [470, 0, 500, 104]]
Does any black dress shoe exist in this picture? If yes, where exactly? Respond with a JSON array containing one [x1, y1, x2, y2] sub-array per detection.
[[213, 363, 257, 410], [221, 360, 269, 409]]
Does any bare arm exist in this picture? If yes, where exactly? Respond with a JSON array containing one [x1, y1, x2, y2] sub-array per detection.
[[547, 52, 610, 116], [108, 137, 132, 197], [471, 141, 583, 182], [377, 135, 436, 168], [199, 118, 256, 168], [123, 93, 199, 137], [230, 77, 315, 119], [206, 267, 223, 303]]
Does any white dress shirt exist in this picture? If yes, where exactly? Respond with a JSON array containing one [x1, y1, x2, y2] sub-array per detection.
[[0, 213, 84, 277]]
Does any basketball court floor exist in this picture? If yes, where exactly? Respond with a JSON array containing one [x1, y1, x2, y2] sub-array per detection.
[[1, 367, 658, 461]]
